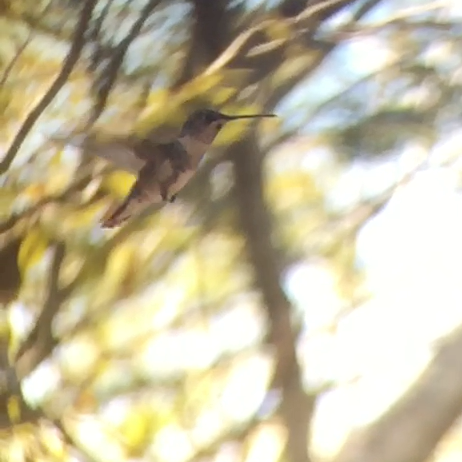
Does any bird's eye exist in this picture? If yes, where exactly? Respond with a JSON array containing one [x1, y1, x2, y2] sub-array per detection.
[[216, 122, 223, 130]]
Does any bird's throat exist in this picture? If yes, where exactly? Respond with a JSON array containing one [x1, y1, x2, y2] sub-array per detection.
[[177, 135, 209, 167]]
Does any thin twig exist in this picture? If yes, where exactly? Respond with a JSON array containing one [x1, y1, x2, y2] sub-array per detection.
[[87, 0, 117, 73], [203, 0, 358, 76], [85, 0, 162, 129], [0, 1, 55, 88], [0, 0, 99, 175], [15, 242, 66, 378], [334, 17, 456, 40], [0, 167, 101, 235], [51, 417, 99, 462]]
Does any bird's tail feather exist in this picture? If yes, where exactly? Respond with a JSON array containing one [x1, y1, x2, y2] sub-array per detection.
[[101, 203, 129, 228], [100, 193, 151, 228]]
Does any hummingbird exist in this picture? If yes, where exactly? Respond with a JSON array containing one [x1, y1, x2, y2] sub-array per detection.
[[101, 108, 276, 228]]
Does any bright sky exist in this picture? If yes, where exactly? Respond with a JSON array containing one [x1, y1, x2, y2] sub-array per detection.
[[301, 163, 462, 457]]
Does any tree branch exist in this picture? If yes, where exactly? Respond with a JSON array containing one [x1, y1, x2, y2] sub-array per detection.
[[0, 237, 22, 305], [0, 317, 40, 429], [232, 135, 315, 462], [174, 0, 241, 87], [0, 0, 55, 87], [0, 167, 98, 234], [51, 417, 100, 462], [85, 0, 162, 128], [86, 0, 117, 74], [15, 242, 66, 379], [0, 0, 99, 174]]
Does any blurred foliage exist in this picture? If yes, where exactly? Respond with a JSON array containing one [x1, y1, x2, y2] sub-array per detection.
[[1, 0, 462, 462]]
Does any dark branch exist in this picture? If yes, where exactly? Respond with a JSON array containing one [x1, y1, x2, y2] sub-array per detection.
[[232, 135, 315, 462], [15, 242, 66, 379], [86, 0, 117, 74], [174, 0, 241, 87], [85, 0, 162, 128], [0, 238, 22, 305]]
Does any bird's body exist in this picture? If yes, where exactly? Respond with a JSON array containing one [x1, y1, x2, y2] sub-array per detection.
[[99, 109, 276, 228], [102, 137, 201, 227]]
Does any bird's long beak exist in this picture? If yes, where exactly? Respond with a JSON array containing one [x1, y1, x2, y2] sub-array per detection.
[[220, 113, 276, 121]]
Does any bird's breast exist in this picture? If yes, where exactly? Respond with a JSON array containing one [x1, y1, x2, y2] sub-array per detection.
[[170, 168, 196, 194]]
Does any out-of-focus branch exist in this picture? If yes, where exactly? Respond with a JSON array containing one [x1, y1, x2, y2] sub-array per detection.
[[0, 39, 33, 88], [0, 0, 55, 87], [200, 0, 378, 93], [0, 0, 99, 175], [51, 417, 99, 462], [174, 0, 240, 87], [15, 242, 66, 379], [1, 11, 71, 42], [1, 242, 67, 429], [315, 156, 455, 248], [86, 0, 117, 74], [232, 135, 315, 462], [295, 0, 363, 23], [171, 4, 378, 462], [85, 0, 162, 128], [335, 323, 462, 462], [0, 164, 102, 235], [334, 9, 455, 40], [267, 0, 383, 108], [279, 0, 310, 17], [0, 317, 41, 429], [0, 237, 22, 305]]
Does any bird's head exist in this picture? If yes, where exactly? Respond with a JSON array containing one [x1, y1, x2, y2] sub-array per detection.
[[180, 108, 276, 144]]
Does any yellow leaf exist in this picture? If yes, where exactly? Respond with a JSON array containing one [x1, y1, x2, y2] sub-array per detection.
[[23, 183, 47, 201], [18, 229, 48, 276], [119, 407, 157, 457], [96, 243, 136, 302], [49, 149, 63, 167], [7, 395, 21, 424], [65, 201, 106, 228], [102, 171, 134, 198], [179, 73, 223, 101], [137, 89, 173, 132]]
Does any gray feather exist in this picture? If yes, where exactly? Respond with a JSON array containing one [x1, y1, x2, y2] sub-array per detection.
[[82, 136, 145, 174]]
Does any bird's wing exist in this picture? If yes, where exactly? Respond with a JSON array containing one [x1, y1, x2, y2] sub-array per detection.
[[83, 136, 181, 175], [56, 131, 180, 175], [137, 155, 177, 191], [82, 135, 146, 174]]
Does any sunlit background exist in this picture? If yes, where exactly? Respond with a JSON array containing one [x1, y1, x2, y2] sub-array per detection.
[[2, 0, 462, 461]]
